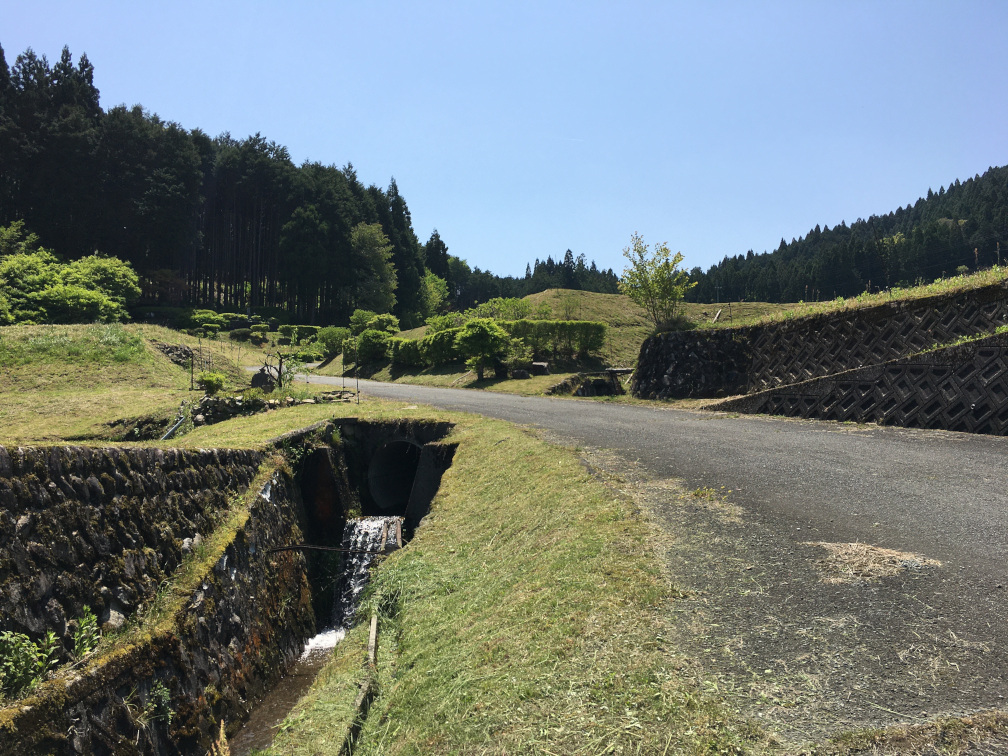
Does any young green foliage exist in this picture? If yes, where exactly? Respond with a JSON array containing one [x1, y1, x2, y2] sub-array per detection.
[[454, 317, 510, 379], [618, 232, 696, 332]]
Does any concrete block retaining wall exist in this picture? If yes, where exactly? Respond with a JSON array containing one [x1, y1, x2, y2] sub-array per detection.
[[632, 280, 1008, 400], [713, 334, 1008, 436]]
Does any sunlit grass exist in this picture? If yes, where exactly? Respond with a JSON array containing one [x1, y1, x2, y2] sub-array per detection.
[[265, 412, 771, 755]]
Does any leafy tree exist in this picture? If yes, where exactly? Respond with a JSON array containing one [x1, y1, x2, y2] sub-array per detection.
[[349, 309, 378, 335], [420, 271, 449, 316], [455, 318, 510, 380], [619, 233, 696, 331], [61, 253, 141, 306], [350, 222, 397, 314]]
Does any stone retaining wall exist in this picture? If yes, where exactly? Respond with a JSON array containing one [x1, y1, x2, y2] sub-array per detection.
[[0, 446, 262, 642], [712, 334, 1008, 436], [0, 466, 316, 754], [633, 280, 1008, 400]]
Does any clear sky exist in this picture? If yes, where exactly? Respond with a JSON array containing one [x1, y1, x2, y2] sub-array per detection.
[[5, 1, 1008, 277]]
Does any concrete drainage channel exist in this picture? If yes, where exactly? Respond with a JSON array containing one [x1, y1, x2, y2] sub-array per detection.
[[0, 419, 455, 755]]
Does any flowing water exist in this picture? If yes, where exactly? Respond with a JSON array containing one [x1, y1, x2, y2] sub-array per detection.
[[230, 516, 403, 755]]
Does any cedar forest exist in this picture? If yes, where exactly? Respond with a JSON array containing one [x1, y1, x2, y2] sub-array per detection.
[[1, 43, 1007, 327]]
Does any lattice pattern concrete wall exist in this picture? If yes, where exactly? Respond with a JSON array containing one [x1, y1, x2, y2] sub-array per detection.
[[632, 281, 1008, 400], [713, 334, 1008, 436]]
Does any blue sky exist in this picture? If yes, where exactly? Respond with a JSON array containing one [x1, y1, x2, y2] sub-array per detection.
[[5, 1, 1008, 277]]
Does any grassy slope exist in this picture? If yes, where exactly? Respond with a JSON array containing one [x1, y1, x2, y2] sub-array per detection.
[[0, 322, 308, 445]]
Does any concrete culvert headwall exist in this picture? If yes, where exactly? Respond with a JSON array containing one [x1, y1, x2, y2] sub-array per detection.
[[337, 419, 456, 537]]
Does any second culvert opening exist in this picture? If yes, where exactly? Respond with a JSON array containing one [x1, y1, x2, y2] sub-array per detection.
[[365, 440, 422, 516]]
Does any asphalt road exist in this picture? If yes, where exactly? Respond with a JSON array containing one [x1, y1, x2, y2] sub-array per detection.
[[311, 376, 1007, 583]]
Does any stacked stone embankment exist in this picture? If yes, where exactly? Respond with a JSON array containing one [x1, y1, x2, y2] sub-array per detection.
[[632, 280, 1008, 400], [0, 444, 320, 754], [0, 445, 262, 639]]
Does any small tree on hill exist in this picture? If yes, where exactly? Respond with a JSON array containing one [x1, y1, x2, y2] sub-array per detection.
[[618, 232, 696, 331], [455, 318, 509, 380]]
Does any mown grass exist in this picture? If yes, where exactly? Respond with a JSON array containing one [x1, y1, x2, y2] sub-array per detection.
[[718, 265, 1008, 331], [0, 322, 319, 444], [0, 323, 187, 443], [263, 410, 770, 755]]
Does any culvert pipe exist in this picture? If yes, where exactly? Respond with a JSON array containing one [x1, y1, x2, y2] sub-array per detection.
[[366, 440, 421, 515]]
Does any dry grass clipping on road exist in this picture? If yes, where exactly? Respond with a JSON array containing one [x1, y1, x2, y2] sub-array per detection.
[[806, 542, 942, 584]]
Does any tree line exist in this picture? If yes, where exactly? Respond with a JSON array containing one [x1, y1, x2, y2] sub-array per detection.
[[0, 43, 618, 327], [687, 165, 1008, 304]]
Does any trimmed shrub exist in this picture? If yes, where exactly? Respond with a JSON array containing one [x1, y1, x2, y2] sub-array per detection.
[[366, 313, 400, 334], [317, 326, 350, 357], [425, 313, 466, 333], [228, 328, 253, 342], [356, 329, 390, 363], [267, 317, 280, 331], [198, 371, 226, 395], [201, 323, 221, 335], [250, 324, 269, 335], [420, 326, 462, 366], [500, 320, 607, 359], [298, 325, 320, 341], [278, 324, 296, 340], [389, 337, 424, 367], [349, 309, 379, 336], [181, 308, 226, 330]]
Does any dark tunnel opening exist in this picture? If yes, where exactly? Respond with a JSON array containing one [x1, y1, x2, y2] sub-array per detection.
[[365, 440, 422, 516]]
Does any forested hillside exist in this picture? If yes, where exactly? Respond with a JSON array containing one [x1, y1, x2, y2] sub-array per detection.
[[0, 43, 619, 326], [688, 165, 1008, 303]]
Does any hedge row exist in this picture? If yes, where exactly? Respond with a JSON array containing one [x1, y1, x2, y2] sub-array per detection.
[[501, 320, 606, 358]]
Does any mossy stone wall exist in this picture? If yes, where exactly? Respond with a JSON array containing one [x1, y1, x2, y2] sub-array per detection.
[[0, 446, 262, 643]]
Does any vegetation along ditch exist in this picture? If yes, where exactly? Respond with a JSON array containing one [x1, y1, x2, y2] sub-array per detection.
[[0, 419, 456, 755]]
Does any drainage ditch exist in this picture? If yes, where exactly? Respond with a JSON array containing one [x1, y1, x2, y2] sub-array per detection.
[[230, 419, 455, 754], [0, 420, 454, 755]]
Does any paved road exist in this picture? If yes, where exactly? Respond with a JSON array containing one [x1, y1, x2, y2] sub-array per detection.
[[311, 376, 1008, 582]]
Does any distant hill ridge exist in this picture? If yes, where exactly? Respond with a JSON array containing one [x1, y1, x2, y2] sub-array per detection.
[[687, 164, 1008, 304]]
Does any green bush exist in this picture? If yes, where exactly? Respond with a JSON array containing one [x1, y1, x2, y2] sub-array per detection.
[[0, 629, 59, 699], [267, 317, 280, 331], [229, 328, 253, 342], [201, 323, 220, 335], [317, 326, 350, 357], [425, 313, 466, 333], [298, 325, 320, 341], [455, 318, 510, 379], [182, 309, 226, 330], [420, 326, 462, 366], [34, 284, 123, 323], [355, 329, 390, 363], [349, 309, 378, 336], [501, 320, 607, 359], [278, 324, 296, 340], [389, 337, 424, 367], [250, 324, 269, 335], [198, 371, 227, 395], [366, 313, 400, 334]]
